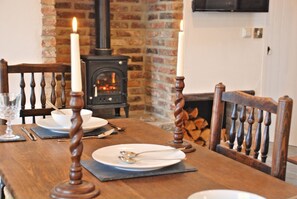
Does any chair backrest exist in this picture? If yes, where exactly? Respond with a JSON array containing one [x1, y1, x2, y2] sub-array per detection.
[[0, 59, 73, 124], [209, 83, 293, 180]]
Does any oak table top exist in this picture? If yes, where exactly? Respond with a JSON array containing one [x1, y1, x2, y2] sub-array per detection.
[[0, 118, 297, 199]]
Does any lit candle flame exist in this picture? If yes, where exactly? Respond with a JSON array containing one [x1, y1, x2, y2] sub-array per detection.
[[72, 17, 78, 33]]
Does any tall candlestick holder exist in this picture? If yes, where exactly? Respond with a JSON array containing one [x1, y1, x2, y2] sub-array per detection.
[[169, 76, 195, 153], [51, 91, 100, 199]]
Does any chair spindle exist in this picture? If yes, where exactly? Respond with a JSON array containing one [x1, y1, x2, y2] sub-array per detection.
[[261, 112, 271, 163], [51, 72, 56, 104], [254, 109, 263, 159], [237, 105, 246, 152], [20, 73, 26, 124], [30, 73, 36, 123], [40, 72, 46, 118], [245, 108, 254, 155], [61, 72, 66, 108], [229, 103, 238, 149]]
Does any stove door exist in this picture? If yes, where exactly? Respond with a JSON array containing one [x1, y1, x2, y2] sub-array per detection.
[[88, 68, 126, 105]]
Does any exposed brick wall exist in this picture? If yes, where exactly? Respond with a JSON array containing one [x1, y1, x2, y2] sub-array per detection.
[[145, 0, 183, 120], [41, 0, 183, 119], [41, 0, 56, 63], [55, 0, 94, 63], [110, 0, 147, 114]]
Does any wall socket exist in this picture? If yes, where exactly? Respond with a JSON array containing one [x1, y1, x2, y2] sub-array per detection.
[[253, 28, 263, 38]]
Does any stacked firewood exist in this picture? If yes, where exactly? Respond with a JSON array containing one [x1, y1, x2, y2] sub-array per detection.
[[182, 107, 211, 147], [182, 107, 226, 147]]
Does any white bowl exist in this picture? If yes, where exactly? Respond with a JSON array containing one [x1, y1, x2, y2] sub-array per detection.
[[188, 190, 265, 199], [51, 109, 93, 128]]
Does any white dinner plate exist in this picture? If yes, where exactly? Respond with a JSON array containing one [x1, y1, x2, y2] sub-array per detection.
[[36, 117, 108, 134], [188, 190, 265, 199], [92, 144, 186, 171]]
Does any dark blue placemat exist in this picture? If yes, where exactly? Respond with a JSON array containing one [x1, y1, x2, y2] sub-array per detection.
[[31, 125, 115, 139], [0, 134, 26, 143], [81, 159, 197, 182]]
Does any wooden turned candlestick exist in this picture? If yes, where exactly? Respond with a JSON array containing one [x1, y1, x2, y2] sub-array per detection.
[[169, 76, 195, 153], [51, 91, 100, 199]]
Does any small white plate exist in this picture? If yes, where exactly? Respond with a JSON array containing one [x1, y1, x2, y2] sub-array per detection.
[[92, 144, 186, 171], [188, 190, 265, 199], [36, 117, 108, 134]]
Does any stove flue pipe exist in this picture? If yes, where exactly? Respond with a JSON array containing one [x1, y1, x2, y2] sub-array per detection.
[[95, 0, 112, 55]]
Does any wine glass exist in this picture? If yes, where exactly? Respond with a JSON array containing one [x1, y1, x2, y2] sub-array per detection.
[[0, 93, 21, 140]]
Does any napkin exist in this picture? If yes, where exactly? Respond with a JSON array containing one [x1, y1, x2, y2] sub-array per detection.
[[81, 159, 197, 182], [0, 135, 26, 143], [31, 125, 115, 139]]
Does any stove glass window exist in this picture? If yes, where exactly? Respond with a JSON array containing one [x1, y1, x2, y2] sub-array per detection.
[[94, 72, 120, 96]]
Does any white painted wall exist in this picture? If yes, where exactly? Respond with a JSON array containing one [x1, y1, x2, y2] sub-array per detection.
[[0, 0, 42, 63], [262, 0, 297, 146], [0, 0, 42, 123], [183, 1, 268, 94], [183, 0, 297, 146]]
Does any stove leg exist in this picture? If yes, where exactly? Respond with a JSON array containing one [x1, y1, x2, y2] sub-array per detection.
[[114, 108, 120, 117], [124, 105, 129, 118]]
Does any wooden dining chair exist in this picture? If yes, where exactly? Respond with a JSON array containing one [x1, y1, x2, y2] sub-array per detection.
[[209, 83, 293, 180], [288, 156, 297, 165], [0, 59, 83, 124]]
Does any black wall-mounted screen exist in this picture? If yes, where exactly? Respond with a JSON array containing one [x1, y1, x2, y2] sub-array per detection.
[[192, 0, 269, 12]]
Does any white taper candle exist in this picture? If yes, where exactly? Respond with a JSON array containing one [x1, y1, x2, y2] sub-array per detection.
[[71, 17, 82, 92], [176, 20, 184, 76]]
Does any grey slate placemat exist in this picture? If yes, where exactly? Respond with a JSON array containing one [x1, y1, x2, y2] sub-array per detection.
[[0, 134, 26, 142], [81, 159, 197, 182], [31, 124, 114, 139]]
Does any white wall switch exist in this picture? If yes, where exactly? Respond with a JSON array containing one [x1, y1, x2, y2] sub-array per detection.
[[241, 28, 252, 38]]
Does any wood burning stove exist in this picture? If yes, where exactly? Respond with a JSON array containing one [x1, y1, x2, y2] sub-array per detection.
[[82, 55, 129, 117], [81, 0, 129, 117]]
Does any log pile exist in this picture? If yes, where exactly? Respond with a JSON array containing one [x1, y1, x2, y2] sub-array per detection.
[[182, 107, 226, 147], [182, 107, 210, 146]]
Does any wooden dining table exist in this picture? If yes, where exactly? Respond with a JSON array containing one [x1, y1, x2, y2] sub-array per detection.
[[0, 118, 297, 199]]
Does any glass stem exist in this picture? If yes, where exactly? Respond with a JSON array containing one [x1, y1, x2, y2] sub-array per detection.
[[6, 119, 13, 136]]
